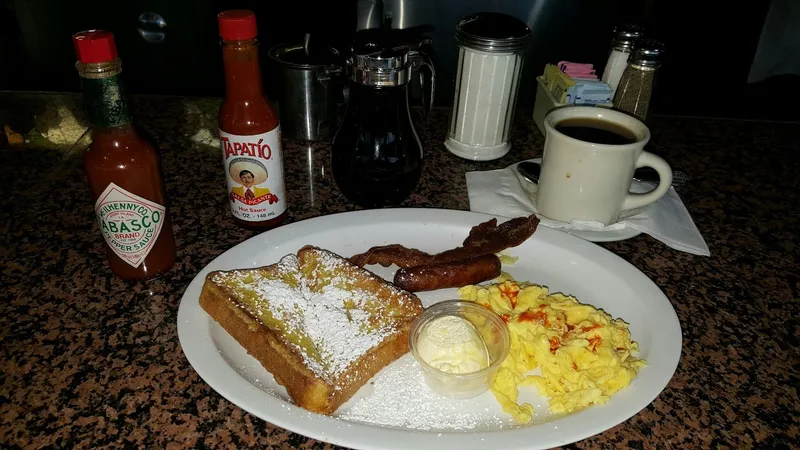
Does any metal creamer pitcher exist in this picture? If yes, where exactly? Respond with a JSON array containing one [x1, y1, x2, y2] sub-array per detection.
[[268, 43, 344, 141]]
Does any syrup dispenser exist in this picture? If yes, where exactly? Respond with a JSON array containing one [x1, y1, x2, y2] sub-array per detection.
[[331, 29, 435, 208]]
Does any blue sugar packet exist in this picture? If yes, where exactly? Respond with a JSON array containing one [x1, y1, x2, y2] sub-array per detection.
[[570, 79, 613, 105]]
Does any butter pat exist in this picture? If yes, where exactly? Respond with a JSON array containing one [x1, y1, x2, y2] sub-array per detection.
[[416, 315, 489, 374], [409, 300, 510, 399]]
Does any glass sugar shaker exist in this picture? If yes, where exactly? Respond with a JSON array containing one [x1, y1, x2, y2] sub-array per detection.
[[445, 12, 531, 161], [613, 39, 664, 122], [601, 24, 644, 96]]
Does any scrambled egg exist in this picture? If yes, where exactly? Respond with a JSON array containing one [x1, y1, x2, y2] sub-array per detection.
[[459, 279, 646, 423], [497, 254, 519, 265]]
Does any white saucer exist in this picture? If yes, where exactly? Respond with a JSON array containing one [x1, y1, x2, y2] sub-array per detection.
[[560, 227, 642, 243]]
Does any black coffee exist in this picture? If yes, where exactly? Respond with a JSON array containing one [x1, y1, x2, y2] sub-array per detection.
[[555, 118, 638, 145]]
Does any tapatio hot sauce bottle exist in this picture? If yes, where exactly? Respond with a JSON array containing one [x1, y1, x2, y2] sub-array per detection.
[[73, 30, 176, 280], [217, 10, 287, 229]]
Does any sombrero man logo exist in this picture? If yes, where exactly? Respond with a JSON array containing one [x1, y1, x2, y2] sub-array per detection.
[[228, 157, 278, 205], [220, 129, 286, 222]]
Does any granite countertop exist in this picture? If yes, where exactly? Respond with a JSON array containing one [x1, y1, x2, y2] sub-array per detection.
[[1, 96, 798, 449]]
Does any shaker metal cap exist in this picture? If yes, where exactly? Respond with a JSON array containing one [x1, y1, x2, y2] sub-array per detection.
[[347, 28, 433, 87], [455, 12, 531, 53], [630, 38, 665, 68], [611, 24, 644, 52], [351, 44, 411, 72]]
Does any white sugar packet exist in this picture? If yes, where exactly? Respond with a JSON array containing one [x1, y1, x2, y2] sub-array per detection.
[[466, 159, 710, 256]]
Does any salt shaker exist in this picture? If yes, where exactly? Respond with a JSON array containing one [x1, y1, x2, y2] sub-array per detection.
[[445, 12, 531, 161], [613, 39, 664, 122], [601, 24, 644, 96]]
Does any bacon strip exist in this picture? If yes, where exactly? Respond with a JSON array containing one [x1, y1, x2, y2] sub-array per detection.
[[348, 214, 540, 268], [348, 244, 435, 268]]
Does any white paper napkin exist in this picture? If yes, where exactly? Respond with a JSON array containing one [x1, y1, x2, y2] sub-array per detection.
[[466, 159, 710, 256]]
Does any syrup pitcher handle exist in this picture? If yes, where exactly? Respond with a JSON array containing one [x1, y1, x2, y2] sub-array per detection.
[[409, 50, 435, 119]]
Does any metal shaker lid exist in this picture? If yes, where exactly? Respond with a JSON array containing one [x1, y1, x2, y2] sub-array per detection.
[[610, 24, 644, 52], [455, 12, 531, 53], [629, 39, 664, 68], [351, 42, 411, 72], [347, 28, 432, 87]]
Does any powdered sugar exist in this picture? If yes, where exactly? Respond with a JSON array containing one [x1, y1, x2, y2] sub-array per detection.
[[308, 248, 412, 303], [338, 356, 513, 431], [212, 249, 405, 384], [302, 284, 395, 379], [277, 253, 300, 273]]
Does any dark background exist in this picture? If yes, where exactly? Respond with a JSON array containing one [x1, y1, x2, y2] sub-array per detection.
[[1, 0, 797, 121]]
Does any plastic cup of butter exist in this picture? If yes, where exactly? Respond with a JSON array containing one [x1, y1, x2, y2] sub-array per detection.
[[409, 300, 510, 399]]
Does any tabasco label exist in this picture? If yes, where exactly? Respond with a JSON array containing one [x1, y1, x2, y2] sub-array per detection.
[[94, 183, 166, 268], [220, 127, 286, 222]]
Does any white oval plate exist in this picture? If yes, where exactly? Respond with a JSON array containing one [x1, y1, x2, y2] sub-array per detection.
[[178, 208, 682, 450]]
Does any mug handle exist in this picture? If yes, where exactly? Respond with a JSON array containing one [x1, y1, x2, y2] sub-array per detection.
[[622, 152, 673, 210]]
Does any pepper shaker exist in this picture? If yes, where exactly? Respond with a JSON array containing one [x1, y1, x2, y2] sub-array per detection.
[[613, 39, 664, 121]]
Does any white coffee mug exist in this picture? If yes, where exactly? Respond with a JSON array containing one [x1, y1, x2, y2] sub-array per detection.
[[528, 106, 673, 225]]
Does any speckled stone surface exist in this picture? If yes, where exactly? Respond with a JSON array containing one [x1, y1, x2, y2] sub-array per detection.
[[1, 95, 798, 449]]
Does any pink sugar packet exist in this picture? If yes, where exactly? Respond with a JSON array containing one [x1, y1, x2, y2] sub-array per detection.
[[558, 61, 597, 79]]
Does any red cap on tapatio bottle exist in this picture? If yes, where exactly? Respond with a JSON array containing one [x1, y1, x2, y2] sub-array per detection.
[[218, 10, 258, 41], [72, 30, 118, 64]]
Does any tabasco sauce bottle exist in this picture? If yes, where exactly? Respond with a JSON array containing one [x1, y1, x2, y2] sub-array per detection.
[[73, 30, 176, 280], [217, 10, 287, 230]]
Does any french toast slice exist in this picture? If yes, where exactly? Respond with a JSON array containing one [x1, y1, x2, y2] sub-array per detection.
[[199, 245, 423, 414]]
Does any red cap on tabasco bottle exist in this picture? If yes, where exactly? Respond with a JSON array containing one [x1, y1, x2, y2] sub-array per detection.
[[72, 30, 118, 63], [218, 10, 258, 41]]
